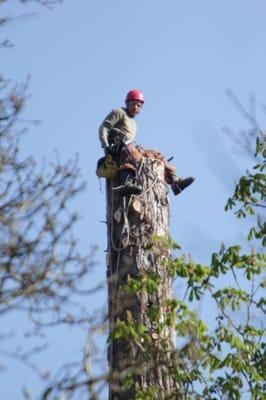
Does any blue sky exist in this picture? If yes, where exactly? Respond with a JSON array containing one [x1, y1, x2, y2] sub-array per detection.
[[1, 0, 266, 398]]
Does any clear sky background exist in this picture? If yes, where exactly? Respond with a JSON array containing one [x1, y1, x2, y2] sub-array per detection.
[[1, 1, 266, 398]]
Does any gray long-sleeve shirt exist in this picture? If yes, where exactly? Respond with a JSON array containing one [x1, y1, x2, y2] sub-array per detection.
[[99, 107, 137, 149]]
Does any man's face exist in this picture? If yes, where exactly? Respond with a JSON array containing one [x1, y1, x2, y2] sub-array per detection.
[[126, 100, 143, 117]]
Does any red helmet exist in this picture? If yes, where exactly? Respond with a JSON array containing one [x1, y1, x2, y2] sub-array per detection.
[[125, 89, 145, 104]]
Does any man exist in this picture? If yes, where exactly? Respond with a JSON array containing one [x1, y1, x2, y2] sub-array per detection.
[[98, 89, 195, 196]]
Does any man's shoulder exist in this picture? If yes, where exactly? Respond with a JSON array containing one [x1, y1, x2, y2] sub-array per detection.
[[112, 107, 126, 116], [103, 107, 126, 121]]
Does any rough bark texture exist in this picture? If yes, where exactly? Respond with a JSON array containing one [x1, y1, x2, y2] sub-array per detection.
[[106, 153, 176, 399]]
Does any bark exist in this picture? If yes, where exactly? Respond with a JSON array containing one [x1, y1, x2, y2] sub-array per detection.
[[106, 152, 176, 399]]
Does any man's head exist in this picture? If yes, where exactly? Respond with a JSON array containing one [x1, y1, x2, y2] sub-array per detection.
[[125, 89, 144, 117]]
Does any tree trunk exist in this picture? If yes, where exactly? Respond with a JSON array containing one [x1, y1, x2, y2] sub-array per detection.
[[106, 152, 176, 399]]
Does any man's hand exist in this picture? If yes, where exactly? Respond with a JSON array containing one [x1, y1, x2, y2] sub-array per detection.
[[104, 146, 111, 155]]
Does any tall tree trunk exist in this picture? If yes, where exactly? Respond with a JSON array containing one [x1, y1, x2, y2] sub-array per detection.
[[106, 152, 176, 399]]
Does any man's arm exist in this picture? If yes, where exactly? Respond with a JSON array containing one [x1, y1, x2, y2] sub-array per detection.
[[99, 108, 124, 150]]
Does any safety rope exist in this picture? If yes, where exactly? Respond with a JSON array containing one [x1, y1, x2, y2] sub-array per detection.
[[136, 157, 168, 198]]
